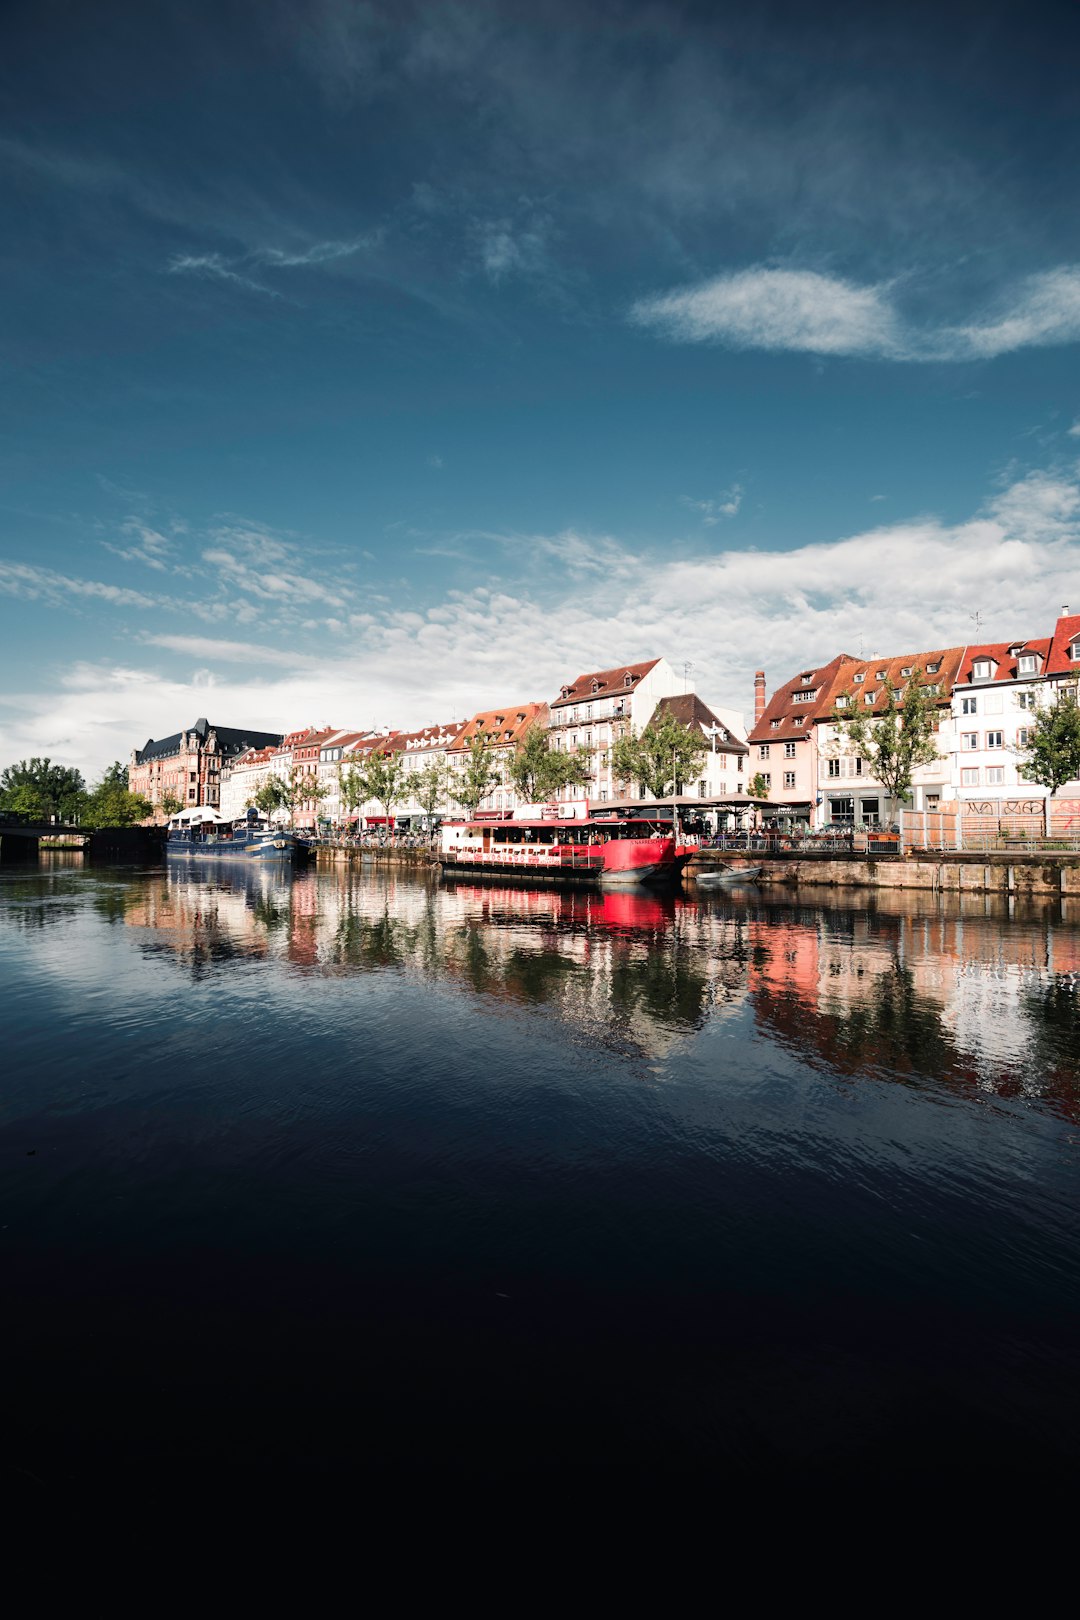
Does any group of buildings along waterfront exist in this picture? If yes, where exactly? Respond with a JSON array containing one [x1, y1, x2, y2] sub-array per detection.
[[127, 605, 1080, 835]]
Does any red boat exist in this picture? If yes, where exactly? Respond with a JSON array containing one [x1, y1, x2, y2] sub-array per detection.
[[439, 813, 689, 887]]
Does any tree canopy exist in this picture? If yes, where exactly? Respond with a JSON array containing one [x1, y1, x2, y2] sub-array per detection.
[[1018, 689, 1080, 795], [830, 671, 940, 814], [451, 733, 502, 816], [0, 757, 86, 822], [406, 761, 449, 819], [508, 725, 593, 802], [610, 711, 706, 799]]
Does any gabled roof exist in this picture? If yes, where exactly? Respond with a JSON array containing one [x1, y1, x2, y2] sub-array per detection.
[[551, 660, 659, 709], [448, 702, 545, 750], [747, 656, 856, 743], [956, 639, 1052, 684], [652, 693, 749, 754], [837, 647, 965, 707], [1046, 612, 1080, 676], [386, 722, 463, 754]]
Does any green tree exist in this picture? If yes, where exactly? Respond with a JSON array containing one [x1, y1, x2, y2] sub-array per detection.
[[452, 733, 502, 816], [160, 792, 183, 818], [252, 775, 288, 820], [406, 761, 449, 822], [610, 711, 706, 799], [748, 772, 770, 799], [831, 669, 941, 819], [80, 763, 152, 830], [508, 726, 593, 802], [338, 762, 368, 820], [0, 757, 86, 822], [356, 747, 407, 826], [1018, 689, 1080, 795]]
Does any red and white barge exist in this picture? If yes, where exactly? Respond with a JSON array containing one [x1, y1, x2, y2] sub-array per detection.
[[439, 806, 689, 887]]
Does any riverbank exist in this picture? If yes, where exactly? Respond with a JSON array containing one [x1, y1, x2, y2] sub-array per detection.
[[687, 849, 1080, 897]]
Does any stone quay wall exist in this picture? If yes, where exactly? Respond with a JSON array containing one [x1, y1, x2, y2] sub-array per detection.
[[686, 850, 1080, 898]]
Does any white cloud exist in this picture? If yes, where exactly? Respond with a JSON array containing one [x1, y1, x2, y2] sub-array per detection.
[[4, 464, 1079, 781], [167, 253, 281, 299], [0, 561, 158, 610], [632, 264, 1080, 363], [1068, 420, 1080, 437], [681, 485, 743, 525]]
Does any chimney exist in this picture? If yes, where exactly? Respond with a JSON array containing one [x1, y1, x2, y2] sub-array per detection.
[[1064, 604, 1071, 617], [754, 670, 766, 725]]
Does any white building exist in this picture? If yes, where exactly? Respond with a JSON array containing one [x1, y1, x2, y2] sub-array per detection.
[[219, 746, 278, 820], [546, 658, 685, 803]]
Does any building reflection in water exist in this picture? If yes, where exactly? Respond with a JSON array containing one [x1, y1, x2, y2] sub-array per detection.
[[86, 861, 1080, 1110]]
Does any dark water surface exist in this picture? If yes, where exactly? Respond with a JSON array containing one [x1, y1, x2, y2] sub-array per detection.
[[2, 855, 1080, 1492]]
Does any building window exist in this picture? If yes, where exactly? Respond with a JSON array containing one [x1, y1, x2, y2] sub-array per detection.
[[761, 773, 771, 787], [854, 758, 864, 776], [828, 759, 842, 778], [973, 660, 992, 679], [758, 744, 770, 759], [900, 666, 913, 677], [189, 771, 197, 782], [986, 766, 1005, 785], [784, 742, 796, 758], [830, 797, 854, 822], [986, 730, 1004, 749], [698, 780, 708, 798], [864, 693, 875, 705], [1017, 728, 1031, 747], [853, 672, 865, 683], [926, 661, 941, 674], [1017, 655, 1036, 674], [961, 732, 978, 750], [961, 696, 977, 714], [1017, 691, 1036, 711], [783, 771, 796, 788], [791, 689, 818, 703], [188, 788, 196, 799], [793, 717, 804, 727], [961, 768, 979, 786]]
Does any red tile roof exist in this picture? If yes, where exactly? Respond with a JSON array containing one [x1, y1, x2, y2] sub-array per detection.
[[749, 646, 964, 743], [1046, 613, 1080, 676], [954, 639, 1052, 684], [386, 722, 463, 754], [550, 660, 659, 709], [448, 702, 545, 750]]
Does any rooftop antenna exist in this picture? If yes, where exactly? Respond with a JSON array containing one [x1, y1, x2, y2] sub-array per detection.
[[682, 660, 694, 693], [969, 608, 984, 636]]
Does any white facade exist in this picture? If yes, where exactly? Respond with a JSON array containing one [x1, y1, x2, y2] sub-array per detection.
[[219, 749, 277, 820], [951, 658, 1045, 807], [547, 658, 685, 803]]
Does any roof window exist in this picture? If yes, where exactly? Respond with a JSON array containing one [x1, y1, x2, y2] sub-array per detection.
[[623, 673, 634, 688], [926, 660, 942, 673], [972, 659, 993, 680], [853, 672, 865, 683], [900, 666, 913, 677]]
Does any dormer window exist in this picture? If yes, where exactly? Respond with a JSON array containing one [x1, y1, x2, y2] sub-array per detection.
[[793, 717, 804, 727], [1018, 654, 1038, 675], [972, 659, 992, 680], [1070, 641, 1080, 662], [864, 693, 875, 705], [853, 672, 865, 683], [623, 674, 633, 688], [900, 666, 913, 677], [770, 719, 780, 729], [876, 670, 887, 681], [926, 660, 941, 673], [801, 672, 814, 683], [835, 694, 848, 708], [591, 679, 599, 694]]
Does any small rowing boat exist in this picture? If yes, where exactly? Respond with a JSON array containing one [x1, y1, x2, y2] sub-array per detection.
[[692, 865, 762, 887]]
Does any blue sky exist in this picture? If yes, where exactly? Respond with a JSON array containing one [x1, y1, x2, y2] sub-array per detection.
[[2, 0, 1080, 774]]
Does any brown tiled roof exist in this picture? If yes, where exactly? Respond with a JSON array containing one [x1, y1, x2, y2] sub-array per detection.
[[1046, 613, 1080, 676], [550, 660, 659, 709], [386, 722, 463, 754], [448, 702, 546, 750], [748, 655, 856, 743], [750, 646, 965, 743], [955, 639, 1052, 684], [652, 693, 748, 754]]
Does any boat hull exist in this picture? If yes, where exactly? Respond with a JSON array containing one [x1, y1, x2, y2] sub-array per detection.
[[166, 834, 311, 860]]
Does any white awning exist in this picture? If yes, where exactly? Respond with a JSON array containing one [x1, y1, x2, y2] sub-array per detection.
[[170, 806, 230, 825]]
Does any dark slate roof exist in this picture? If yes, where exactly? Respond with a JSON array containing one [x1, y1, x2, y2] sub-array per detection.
[[652, 693, 749, 754], [134, 717, 282, 764]]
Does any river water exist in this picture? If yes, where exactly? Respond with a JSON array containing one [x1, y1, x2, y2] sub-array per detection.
[[2, 855, 1079, 1492]]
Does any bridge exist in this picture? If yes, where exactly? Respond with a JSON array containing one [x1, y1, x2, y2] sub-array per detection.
[[0, 819, 166, 864]]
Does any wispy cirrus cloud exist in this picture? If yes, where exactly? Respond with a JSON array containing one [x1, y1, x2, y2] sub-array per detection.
[[681, 486, 743, 525], [632, 265, 1080, 363], [167, 252, 282, 298]]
